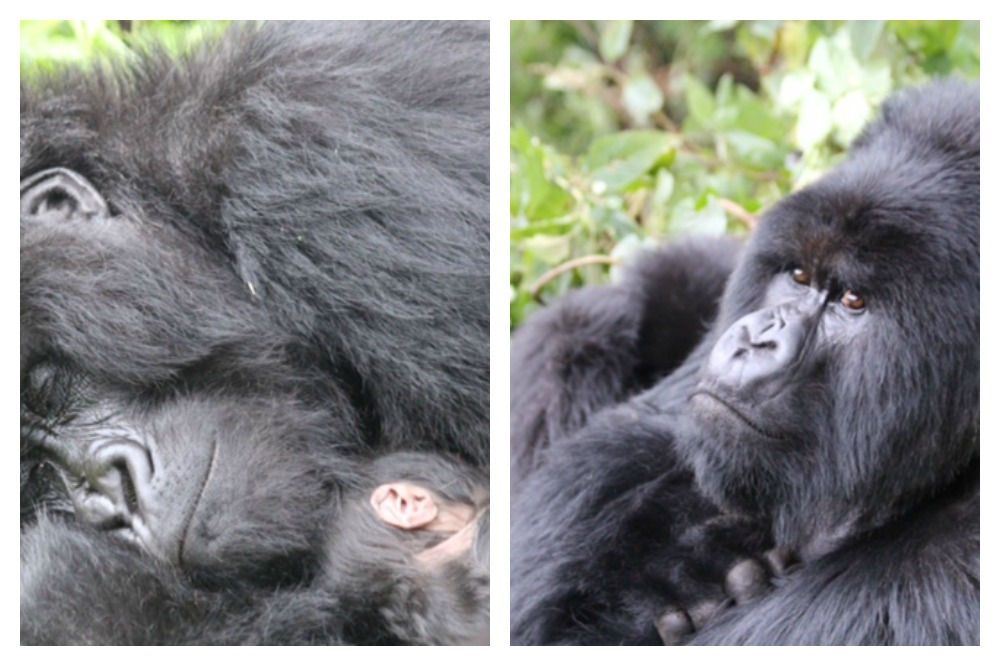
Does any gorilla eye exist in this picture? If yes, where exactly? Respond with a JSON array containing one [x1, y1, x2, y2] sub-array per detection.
[[791, 267, 811, 285], [841, 290, 866, 312]]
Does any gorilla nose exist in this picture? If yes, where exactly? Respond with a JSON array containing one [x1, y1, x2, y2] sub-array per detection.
[[72, 440, 152, 530], [707, 304, 810, 393]]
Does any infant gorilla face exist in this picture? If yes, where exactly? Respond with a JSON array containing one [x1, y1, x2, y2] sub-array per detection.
[[320, 452, 489, 645], [370, 481, 479, 566]]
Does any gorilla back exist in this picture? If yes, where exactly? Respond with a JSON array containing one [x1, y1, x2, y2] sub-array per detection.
[[21, 22, 489, 644], [510, 80, 978, 645]]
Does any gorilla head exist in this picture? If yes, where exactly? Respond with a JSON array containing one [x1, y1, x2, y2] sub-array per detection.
[[20, 21, 489, 641], [679, 81, 979, 555], [321, 452, 490, 645]]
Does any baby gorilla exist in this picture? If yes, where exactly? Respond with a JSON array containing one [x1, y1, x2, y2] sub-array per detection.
[[22, 452, 488, 645], [321, 452, 490, 645]]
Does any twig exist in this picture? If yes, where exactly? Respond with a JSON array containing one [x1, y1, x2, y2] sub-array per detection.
[[530, 255, 618, 302], [720, 198, 758, 229]]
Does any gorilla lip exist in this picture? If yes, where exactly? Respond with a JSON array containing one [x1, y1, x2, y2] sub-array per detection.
[[691, 390, 785, 441]]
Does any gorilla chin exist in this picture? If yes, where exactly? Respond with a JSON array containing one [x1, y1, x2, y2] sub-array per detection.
[[689, 391, 788, 442]]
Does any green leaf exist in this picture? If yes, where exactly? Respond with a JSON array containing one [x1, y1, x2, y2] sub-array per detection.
[[809, 31, 860, 99], [831, 90, 872, 147], [510, 218, 577, 240], [775, 70, 817, 111], [521, 234, 573, 266], [732, 86, 787, 142], [683, 74, 716, 128], [510, 127, 573, 220], [642, 169, 676, 235], [593, 206, 640, 237], [584, 131, 676, 193], [622, 75, 664, 126], [667, 195, 727, 237], [726, 130, 783, 170], [707, 20, 738, 32], [859, 61, 892, 100], [848, 21, 884, 61], [599, 21, 633, 62], [650, 169, 675, 207], [795, 88, 832, 150]]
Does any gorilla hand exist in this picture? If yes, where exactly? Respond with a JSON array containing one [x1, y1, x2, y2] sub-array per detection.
[[655, 547, 798, 645]]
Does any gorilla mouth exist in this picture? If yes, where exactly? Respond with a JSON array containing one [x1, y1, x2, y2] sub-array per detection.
[[692, 390, 785, 441]]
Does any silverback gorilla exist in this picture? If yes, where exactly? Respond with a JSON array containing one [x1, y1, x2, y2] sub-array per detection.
[[21, 22, 489, 645], [510, 80, 979, 645]]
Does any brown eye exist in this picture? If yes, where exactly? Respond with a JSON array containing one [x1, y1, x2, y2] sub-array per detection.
[[841, 290, 866, 311], [791, 267, 811, 285]]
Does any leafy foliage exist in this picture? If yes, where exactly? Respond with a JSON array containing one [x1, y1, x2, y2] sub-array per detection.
[[20, 21, 229, 71], [510, 20, 979, 329]]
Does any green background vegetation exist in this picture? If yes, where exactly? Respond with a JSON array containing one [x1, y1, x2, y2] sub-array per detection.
[[510, 20, 979, 329], [20, 21, 228, 69]]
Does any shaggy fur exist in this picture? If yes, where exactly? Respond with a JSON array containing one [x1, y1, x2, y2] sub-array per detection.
[[510, 80, 979, 645], [22, 454, 490, 645], [21, 21, 489, 645]]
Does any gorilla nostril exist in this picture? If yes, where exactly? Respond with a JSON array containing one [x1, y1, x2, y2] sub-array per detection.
[[113, 461, 140, 517], [78, 440, 153, 523], [73, 482, 125, 529]]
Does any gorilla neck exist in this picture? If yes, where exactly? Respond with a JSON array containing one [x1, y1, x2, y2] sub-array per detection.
[[773, 503, 865, 560], [675, 419, 894, 559]]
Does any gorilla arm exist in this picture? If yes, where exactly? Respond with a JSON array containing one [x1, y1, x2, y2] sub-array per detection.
[[510, 402, 769, 646], [511, 237, 740, 483], [511, 386, 979, 646], [689, 471, 979, 645]]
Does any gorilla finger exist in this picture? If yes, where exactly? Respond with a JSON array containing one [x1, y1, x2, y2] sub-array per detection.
[[764, 547, 800, 577], [725, 558, 769, 603], [655, 608, 694, 645], [688, 598, 728, 630]]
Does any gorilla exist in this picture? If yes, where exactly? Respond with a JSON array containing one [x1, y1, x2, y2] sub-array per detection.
[[21, 21, 489, 645], [510, 80, 979, 645], [23, 452, 489, 645], [319, 452, 490, 646]]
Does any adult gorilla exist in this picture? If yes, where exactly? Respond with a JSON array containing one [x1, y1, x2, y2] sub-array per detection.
[[21, 22, 489, 644], [510, 80, 979, 645]]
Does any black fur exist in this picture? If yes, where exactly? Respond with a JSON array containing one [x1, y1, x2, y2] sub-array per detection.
[[22, 454, 490, 645], [21, 21, 489, 645], [510, 236, 742, 482], [510, 80, 979, 645]]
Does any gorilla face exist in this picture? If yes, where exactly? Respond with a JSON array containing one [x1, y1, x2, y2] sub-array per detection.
[[20, 167, 347, 586], [22, 391, 338, 583], [679, 87, 980, 551]]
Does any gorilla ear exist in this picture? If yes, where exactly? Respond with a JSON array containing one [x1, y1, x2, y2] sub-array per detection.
[[371, 482, 438, 530], [21, 167, 109, 224]]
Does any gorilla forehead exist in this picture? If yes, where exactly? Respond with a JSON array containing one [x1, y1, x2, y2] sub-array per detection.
[[738, 84, 978, 319]]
